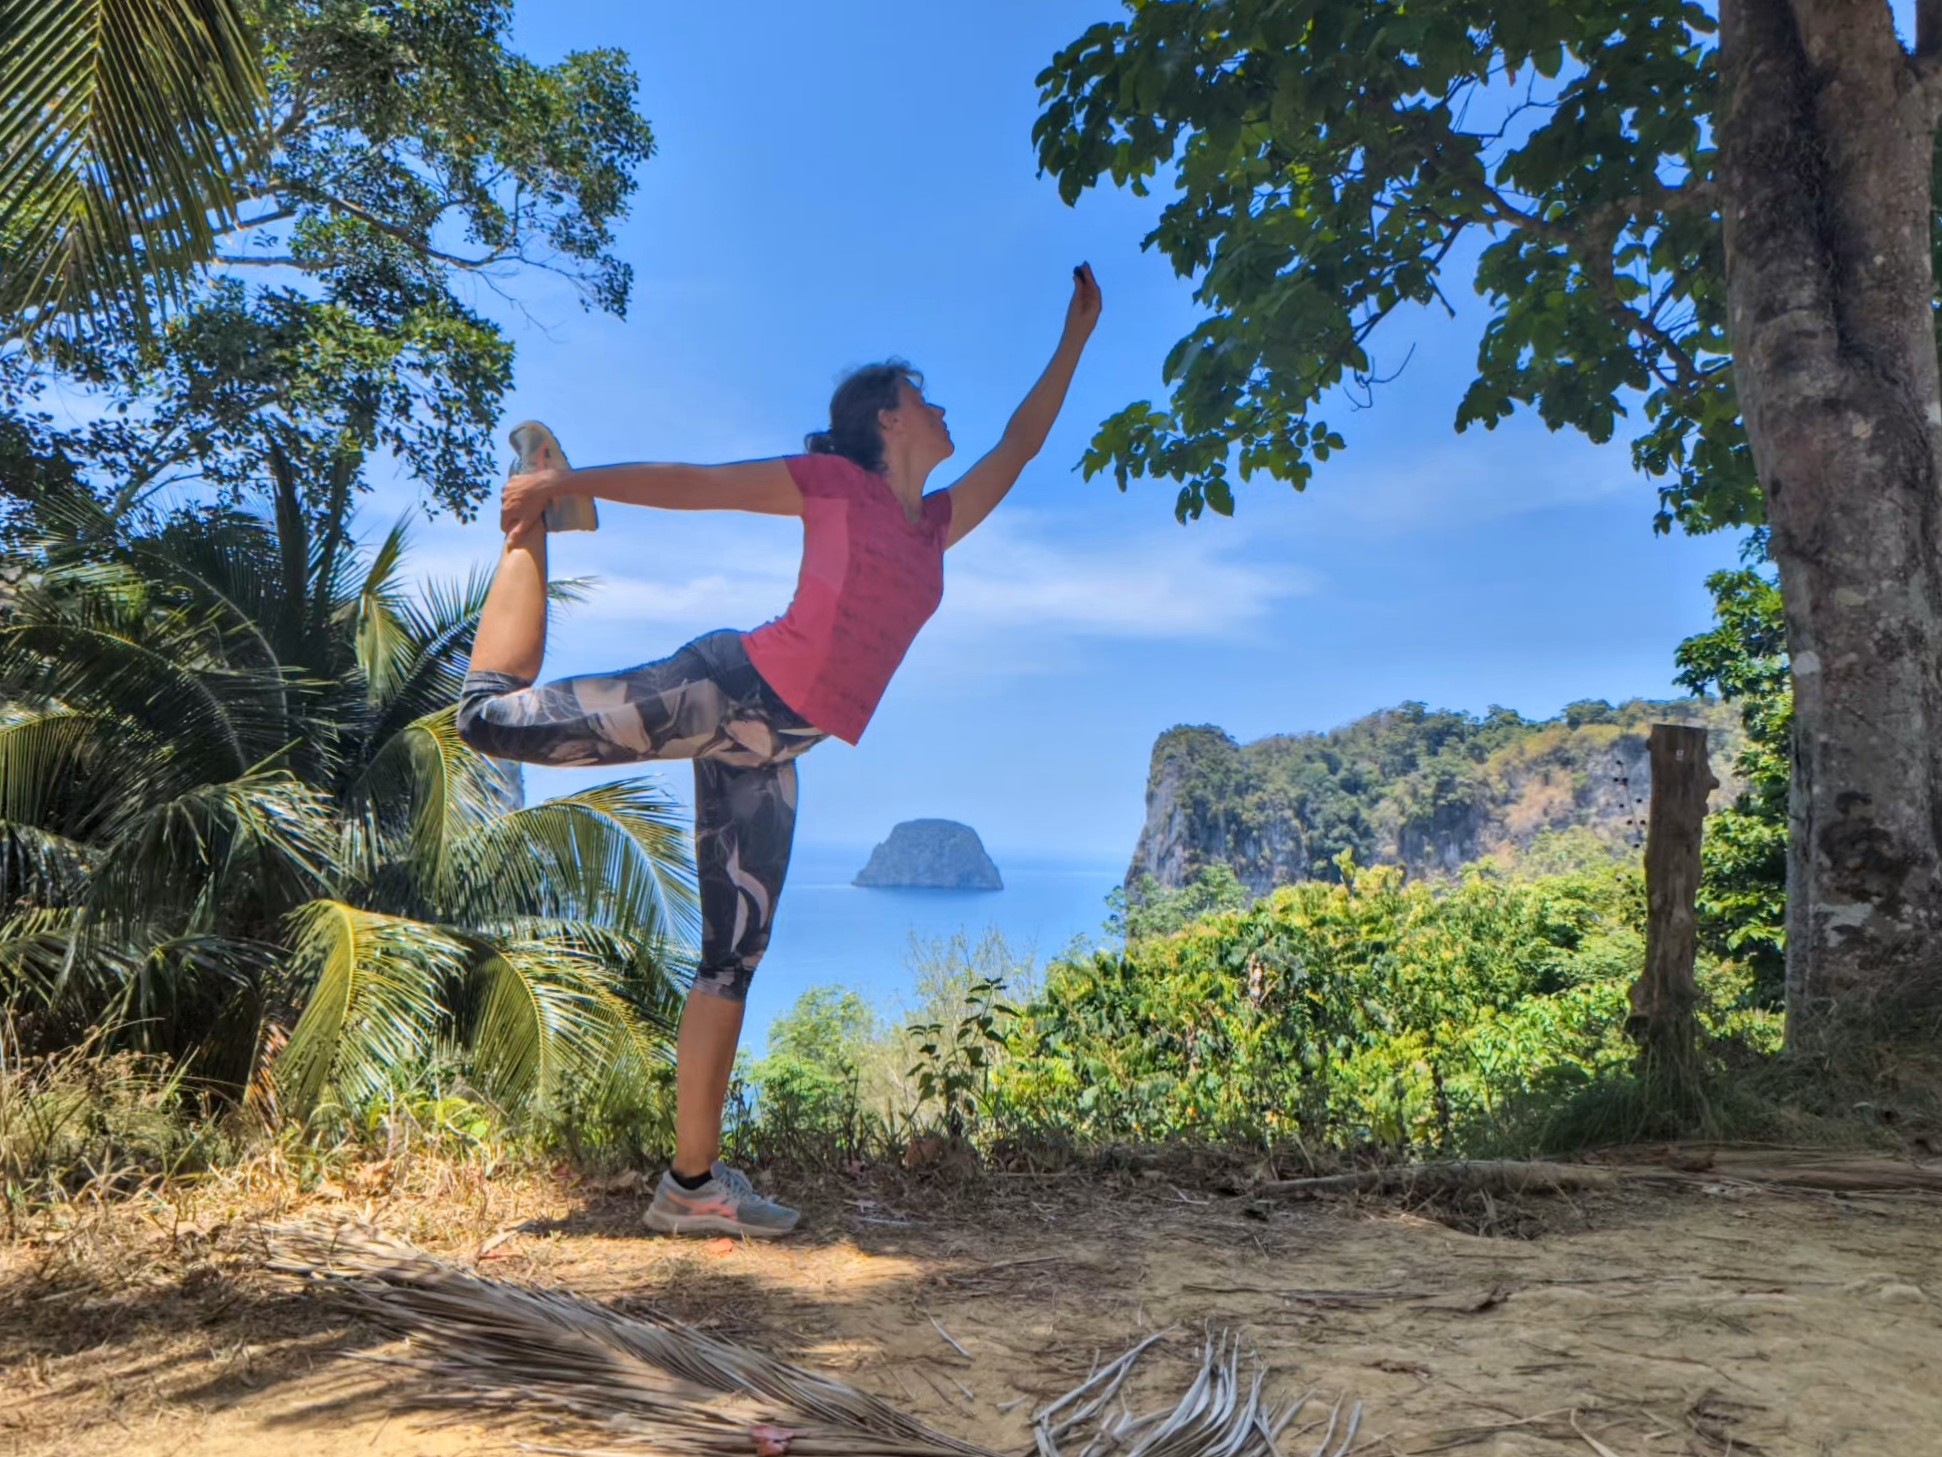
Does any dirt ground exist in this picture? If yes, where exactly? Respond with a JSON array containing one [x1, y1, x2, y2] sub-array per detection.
[[3, 1151, 1941, 1457]]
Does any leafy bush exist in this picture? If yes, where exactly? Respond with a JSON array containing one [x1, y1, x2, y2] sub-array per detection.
[[997, 858, 1776, 1158], [908, 976, 1014, 1141], [742, 988, 880, 1168], [1108, 863, 1251, 943]]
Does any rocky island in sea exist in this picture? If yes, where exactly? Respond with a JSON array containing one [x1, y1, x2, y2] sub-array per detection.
[[853, 819, 1003, 891]]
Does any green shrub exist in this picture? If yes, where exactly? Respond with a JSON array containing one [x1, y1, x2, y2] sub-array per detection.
[[996, 859, 1775, 1158], [743, 987, 881, 1167]]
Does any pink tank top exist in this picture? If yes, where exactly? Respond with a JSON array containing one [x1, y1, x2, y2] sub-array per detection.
[[743, 454, 953, 745]]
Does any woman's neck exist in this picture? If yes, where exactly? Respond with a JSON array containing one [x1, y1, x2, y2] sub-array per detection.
[[881, 448, 933, 519]]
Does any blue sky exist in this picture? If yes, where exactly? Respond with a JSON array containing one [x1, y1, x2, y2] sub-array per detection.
[[372, 0, 1749, 864]]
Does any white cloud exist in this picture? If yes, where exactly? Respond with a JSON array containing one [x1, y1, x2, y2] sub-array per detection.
[[1296, 428, 1637, 537], [387, 495, 1316, 697], [546, 505, 1314, 647], [935, 509, 1315, 640], [567, 519, 805, 629]]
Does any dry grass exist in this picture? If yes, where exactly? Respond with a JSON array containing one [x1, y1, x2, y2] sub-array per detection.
[[0, 1029, 231, 1230]]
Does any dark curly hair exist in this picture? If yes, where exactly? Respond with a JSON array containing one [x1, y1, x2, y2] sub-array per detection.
[[804, 360, 922, 474]]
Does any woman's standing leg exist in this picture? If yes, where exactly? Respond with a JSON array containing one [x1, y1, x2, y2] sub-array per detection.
[[672, 993, 744, 1179], [649, 754, 806, 1237]]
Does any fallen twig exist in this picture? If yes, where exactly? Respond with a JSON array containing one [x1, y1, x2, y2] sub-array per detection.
[[928, 1314, 970, 1360]]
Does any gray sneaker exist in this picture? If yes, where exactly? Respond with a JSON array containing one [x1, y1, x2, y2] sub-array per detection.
[[508, 419, 597, 533], [643, 1162, 800, 1239]]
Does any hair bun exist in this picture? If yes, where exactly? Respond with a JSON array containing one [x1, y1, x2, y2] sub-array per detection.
[[806, 360, 920, 473]]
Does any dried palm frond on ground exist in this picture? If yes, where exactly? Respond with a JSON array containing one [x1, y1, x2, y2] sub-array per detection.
[[267, 1221, 1358, 1457]]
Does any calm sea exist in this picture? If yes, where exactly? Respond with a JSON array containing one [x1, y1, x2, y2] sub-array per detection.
[[738, 841, 1124, 1051]]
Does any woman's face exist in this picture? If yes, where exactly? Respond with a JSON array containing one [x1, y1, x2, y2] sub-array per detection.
[[881, 377, 953, 469]]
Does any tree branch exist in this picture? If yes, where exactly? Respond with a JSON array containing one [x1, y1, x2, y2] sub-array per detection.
[[1598, 259, 1705, 394], [1479, 171, 1714, 396], [299, 187, 515, 272], [222, 205, 297, 236], [1478, 183, 1573, 244], [274, 89, 312, 143]]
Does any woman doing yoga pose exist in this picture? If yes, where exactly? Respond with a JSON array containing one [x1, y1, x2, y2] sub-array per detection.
[[459, 264, 1103, 1237]]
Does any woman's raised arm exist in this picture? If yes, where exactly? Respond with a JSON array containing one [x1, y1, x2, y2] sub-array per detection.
[[502, 458, 802, 531], [943, 263, 1102, 548]]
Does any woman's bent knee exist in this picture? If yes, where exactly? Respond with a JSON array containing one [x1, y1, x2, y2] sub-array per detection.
[[691, 961, 754, 1003], [456, 670, 534, 757]]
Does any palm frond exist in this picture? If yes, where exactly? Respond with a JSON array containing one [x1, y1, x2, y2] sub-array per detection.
[[415, 569, 496, 645], [275, 902, 463, 1117], [0, 0, 269, 342], [0, 822, 92, 910], [363, 569, 588, 761], [0, 617, 286, 785], [525, 918, 688, 1030], [343, 707, 510, 898], [12, 554, 152, 632], [344, 516, 415, 703], [269, 1224, 1353, 1457], [115, 932, 277, 1072], [0, 709, 120, 844], [573, 968, 678, 1111], [362, 568, 493, 744], [450, 780, 700, 948], [139, 507, 296, 675], [0, 908, 92, 1009], [7, 476, 128, 563], [86, 770, 335, 937], [458, 933, 635, 1111]]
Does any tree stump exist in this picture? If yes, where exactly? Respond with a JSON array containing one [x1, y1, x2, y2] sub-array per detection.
[[1627, 723, 1717, 1110]]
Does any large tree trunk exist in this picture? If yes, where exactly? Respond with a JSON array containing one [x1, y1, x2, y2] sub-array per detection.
[[1717, 0, 1942, 1043]]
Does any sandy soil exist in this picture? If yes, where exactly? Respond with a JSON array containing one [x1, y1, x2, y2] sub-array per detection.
[[4, 1153, 1940, 1457]]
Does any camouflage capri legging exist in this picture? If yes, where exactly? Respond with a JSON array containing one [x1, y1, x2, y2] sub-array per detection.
[[456, 630, 827, 1001]]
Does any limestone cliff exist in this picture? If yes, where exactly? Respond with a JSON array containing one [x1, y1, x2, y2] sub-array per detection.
[[1127, 699, 1740, 894], [855, 819, 1003, 890]]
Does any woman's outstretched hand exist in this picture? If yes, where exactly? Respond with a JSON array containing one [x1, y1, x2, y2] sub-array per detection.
[[1065, 262, 1103, 342]]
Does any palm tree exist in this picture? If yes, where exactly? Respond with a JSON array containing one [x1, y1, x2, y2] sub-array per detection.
[[0, 469, 697, 1121], [0, 0, 267, 340]]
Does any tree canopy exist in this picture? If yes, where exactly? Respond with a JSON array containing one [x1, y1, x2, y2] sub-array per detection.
[[4, 0, 654, 521], [1033, 0, 1745, 532], [0, 477, 694, 1114]]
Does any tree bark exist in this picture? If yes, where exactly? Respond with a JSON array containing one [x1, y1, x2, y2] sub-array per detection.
[[1628, 725, 1716, 1090], [1717, 0, 1942, 1043]]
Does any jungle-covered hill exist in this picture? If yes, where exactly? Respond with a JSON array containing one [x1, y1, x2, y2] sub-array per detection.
[[1127, 698, 1739, 893]]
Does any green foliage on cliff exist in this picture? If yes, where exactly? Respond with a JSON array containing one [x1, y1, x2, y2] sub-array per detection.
[[1108, 864, 1251, 944], [1132, 697, 1735, 895]]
